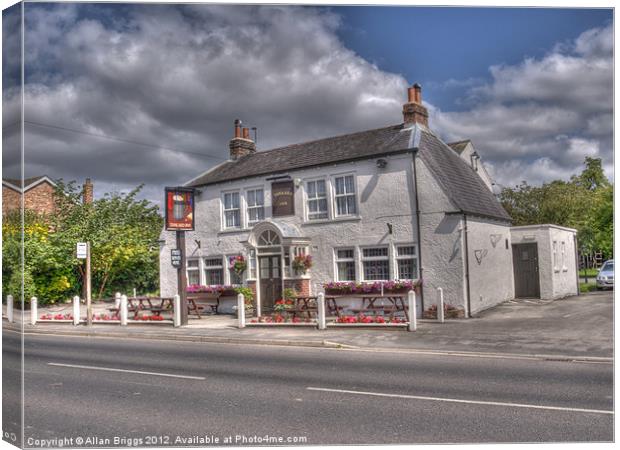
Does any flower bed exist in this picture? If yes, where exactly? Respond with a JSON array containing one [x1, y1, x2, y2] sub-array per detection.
[[133, 314, 166, 321], [249, 314, 316, 325], [335, 314, 406, 324], [423, 304, 465, 319], [40, 313, 74, 321], [323, 280, 422, 296]]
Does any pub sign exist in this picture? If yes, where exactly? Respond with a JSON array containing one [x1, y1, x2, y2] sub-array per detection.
[[165, 187, 195, 231], [271, 181, 295, 217]]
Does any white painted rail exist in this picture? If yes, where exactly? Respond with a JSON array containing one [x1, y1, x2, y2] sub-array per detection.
[[7, 295, 13, 323], [237, 293, 246, 328], [120, 295, 128, 326], [30, 297, 38, 325], [437, 287, 445, 324], [407, 290, 416, 332], [317, 293, 326, 330], [173, 294, 181, 327], [73, 296, 80, 325]]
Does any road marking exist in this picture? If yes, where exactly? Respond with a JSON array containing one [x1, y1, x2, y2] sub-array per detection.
[[48, 363, 205, 380], [307, 387, 613, 415]]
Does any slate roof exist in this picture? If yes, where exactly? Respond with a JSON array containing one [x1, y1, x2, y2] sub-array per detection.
[[447, 139, 471, 155], [186, 124, 411, 187], [186, 124, 510, 222], [418, 131, 511, 222]]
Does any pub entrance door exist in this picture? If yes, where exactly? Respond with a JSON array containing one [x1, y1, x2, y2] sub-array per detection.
[[259, 255, 282, 311]]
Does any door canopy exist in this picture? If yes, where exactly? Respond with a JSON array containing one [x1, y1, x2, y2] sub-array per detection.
[[247, 220, 310, 247]]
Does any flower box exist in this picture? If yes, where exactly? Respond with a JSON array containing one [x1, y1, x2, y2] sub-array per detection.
[[187, 284, 240, 296], [323, 280, 422, 296]]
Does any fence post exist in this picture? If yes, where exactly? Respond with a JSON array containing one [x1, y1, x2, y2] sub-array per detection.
[[115, 292, 121, 309], [317, 293, 326, 330], [72, 296, 80, 325], [120, 295, 128, 326], [7, 295, 13, 323], [437, 287, 444, 324], [237, 294, 245, 329], [173, 294, 181, 327], [407, 290, 416, 332], [30, 297, 38, 326]]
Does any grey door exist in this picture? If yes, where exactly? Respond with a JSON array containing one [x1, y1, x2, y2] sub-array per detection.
[[512, 243, 541, 298], [259, 255, 282, 311]]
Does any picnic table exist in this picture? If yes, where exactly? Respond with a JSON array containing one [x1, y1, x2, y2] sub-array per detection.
[[186, 292, 220, 318], [325, 294, 409, 321], [108, 296, 174, 319], [276, 296, 319, 319]]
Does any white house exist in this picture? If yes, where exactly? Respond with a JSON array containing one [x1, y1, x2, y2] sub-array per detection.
[[159, 84, 516, 317]]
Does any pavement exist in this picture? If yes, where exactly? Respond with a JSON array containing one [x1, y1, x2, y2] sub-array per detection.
[[2, 330, 613, 446], [3, 291, 614, 359]]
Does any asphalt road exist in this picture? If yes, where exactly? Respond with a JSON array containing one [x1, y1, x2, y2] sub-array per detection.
[[2, 330, 614, 446]]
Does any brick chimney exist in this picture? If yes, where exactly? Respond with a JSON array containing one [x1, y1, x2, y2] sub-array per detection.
[[229, 119, 256, 160], [82, 178, 93, 205], [402, 83, 429, 127]]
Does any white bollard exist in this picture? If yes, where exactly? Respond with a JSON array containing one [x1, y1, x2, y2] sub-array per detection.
[[7, 295, 13, 323], [407, 290, 417, 332], [437, 287, 445, 324], [115, 292, 121, 308], [30, 297, 38, 326], [317, 293, 326, 330], [120, 295, 128, 326], [73, 296, 80, 325], [237, 294, 245, 329], [173, 294, 181, 327]]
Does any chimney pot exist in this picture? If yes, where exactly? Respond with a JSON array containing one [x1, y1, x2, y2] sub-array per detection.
[[234, 119, 242, 138], [242, 127, 250, 140], [402, 83, 429, 127], [82, 178, 93, 205]]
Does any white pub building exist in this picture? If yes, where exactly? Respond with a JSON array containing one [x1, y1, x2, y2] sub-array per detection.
[[159, 85, 578, 317]]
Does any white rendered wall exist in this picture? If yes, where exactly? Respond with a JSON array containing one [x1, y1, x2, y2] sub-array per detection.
[[466, 217, 515, 314]]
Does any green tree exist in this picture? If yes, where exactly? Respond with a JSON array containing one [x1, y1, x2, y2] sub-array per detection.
[[499, 157, 613, 259]]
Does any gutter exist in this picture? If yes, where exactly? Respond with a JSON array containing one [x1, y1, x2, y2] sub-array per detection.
[[411, 150, 424, 311], [573, 233, 580, 296], [462, 214, 472, 317]]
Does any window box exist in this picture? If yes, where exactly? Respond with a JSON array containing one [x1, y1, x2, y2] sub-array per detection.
[[323, 280, 422, 296]]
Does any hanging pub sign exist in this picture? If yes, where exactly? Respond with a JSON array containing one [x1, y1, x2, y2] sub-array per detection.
[[271, 180, 295, 217], [165, 187, 195, 231]]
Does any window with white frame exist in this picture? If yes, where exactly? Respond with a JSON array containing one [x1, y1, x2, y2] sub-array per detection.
[[334, 175, 357, 216], [362, 247, 389, 280], [335, 248, 356, 281], [396, 245, 418, 280], [187, 259, 200, 286], [553, 241, 558, 272], [204, 257, 224, 285], [306, 179, 328, 220], [246, 188, 264, 225], [223, 192, 241, 229]]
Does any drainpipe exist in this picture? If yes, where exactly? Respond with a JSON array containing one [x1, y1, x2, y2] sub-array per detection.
[[462, 214, 472, 317], [411, 151, 424, 311]]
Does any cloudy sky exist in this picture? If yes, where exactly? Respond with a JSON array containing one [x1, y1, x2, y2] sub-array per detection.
[[2, 2, 613, 205]]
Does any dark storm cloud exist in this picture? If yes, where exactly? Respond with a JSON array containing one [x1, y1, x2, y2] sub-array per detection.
[[4, 4, 613, 204]]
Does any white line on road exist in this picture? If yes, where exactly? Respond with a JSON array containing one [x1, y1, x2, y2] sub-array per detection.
[[48, 363, 205, 380], [307, 387, 613, 415]]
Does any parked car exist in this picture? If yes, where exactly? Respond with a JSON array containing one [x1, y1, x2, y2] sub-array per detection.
[[596, 260, 614, 290]]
